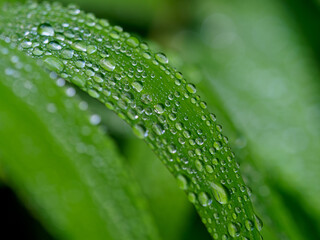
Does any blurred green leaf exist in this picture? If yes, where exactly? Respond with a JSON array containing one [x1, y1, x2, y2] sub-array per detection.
[[0, 41, 160, 240]]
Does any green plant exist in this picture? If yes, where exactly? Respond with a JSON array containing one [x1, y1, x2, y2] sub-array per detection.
[[0, 1, 319, 240]]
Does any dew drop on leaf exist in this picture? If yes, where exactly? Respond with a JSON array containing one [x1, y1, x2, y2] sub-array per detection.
[[37, 23, 55, 36], [254, 214, 263, 231], [198, 192, 210, 207], [133, 124, 148, 139], [209, 181, 229, 204], [71, 74, 86, 88], [154, 103, 165, 114], [227, 222, 240, 238], [176, 174, 188, 190], [245, 219, 254, 231], [155, 53, 168, 64], [126, 37, 139, 48], [100, 58, 115, 72], [71, 40, 87, 52], [131, 81, 143, 92], [43, 56, 64, 73], [186, 83, 197, 94]]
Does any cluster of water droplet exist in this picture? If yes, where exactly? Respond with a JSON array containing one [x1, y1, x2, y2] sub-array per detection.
[[0, 2, 263, 239]]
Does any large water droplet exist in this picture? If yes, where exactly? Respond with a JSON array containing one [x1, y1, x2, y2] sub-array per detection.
[[209, 181, 229, 204], [100, 58, 115, 72], [37, 23, 55, 36]]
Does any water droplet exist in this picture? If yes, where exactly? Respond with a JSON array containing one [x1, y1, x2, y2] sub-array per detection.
[[87, 45, 97, 54], [198, 192, 210, 206], [133, 124, 148, 139], [186, 83, 196, 94], [47, 41, 61, 50], [227, 222, 240, 238], [152, 123, 164, 135], [43, 56, 64, 73], [254, 214, 263, 231], [168, 144, 177, 154], [87, 89, 99, 98], [155, 53, 169, 64], [61, 49, 74, 59], [154, 103, 165, 114], [71, 40, 87, 52], [37, 23, 55, 36], [177, 175, 188, 190], [245, 219, 254, 231], [195, 160, 203, 171], [130, 81, 143, 92], [213, 141, 222, 151], [100, 58, 115, 72], [188, 192, 196, 203], [209, 181, 229, 204], [71, 74, 86, 87], [126, 36, 139, 48]]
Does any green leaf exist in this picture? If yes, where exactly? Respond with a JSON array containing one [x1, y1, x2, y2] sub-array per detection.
[[0, 41, 160, 240], [0, 1, 262, 239]]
